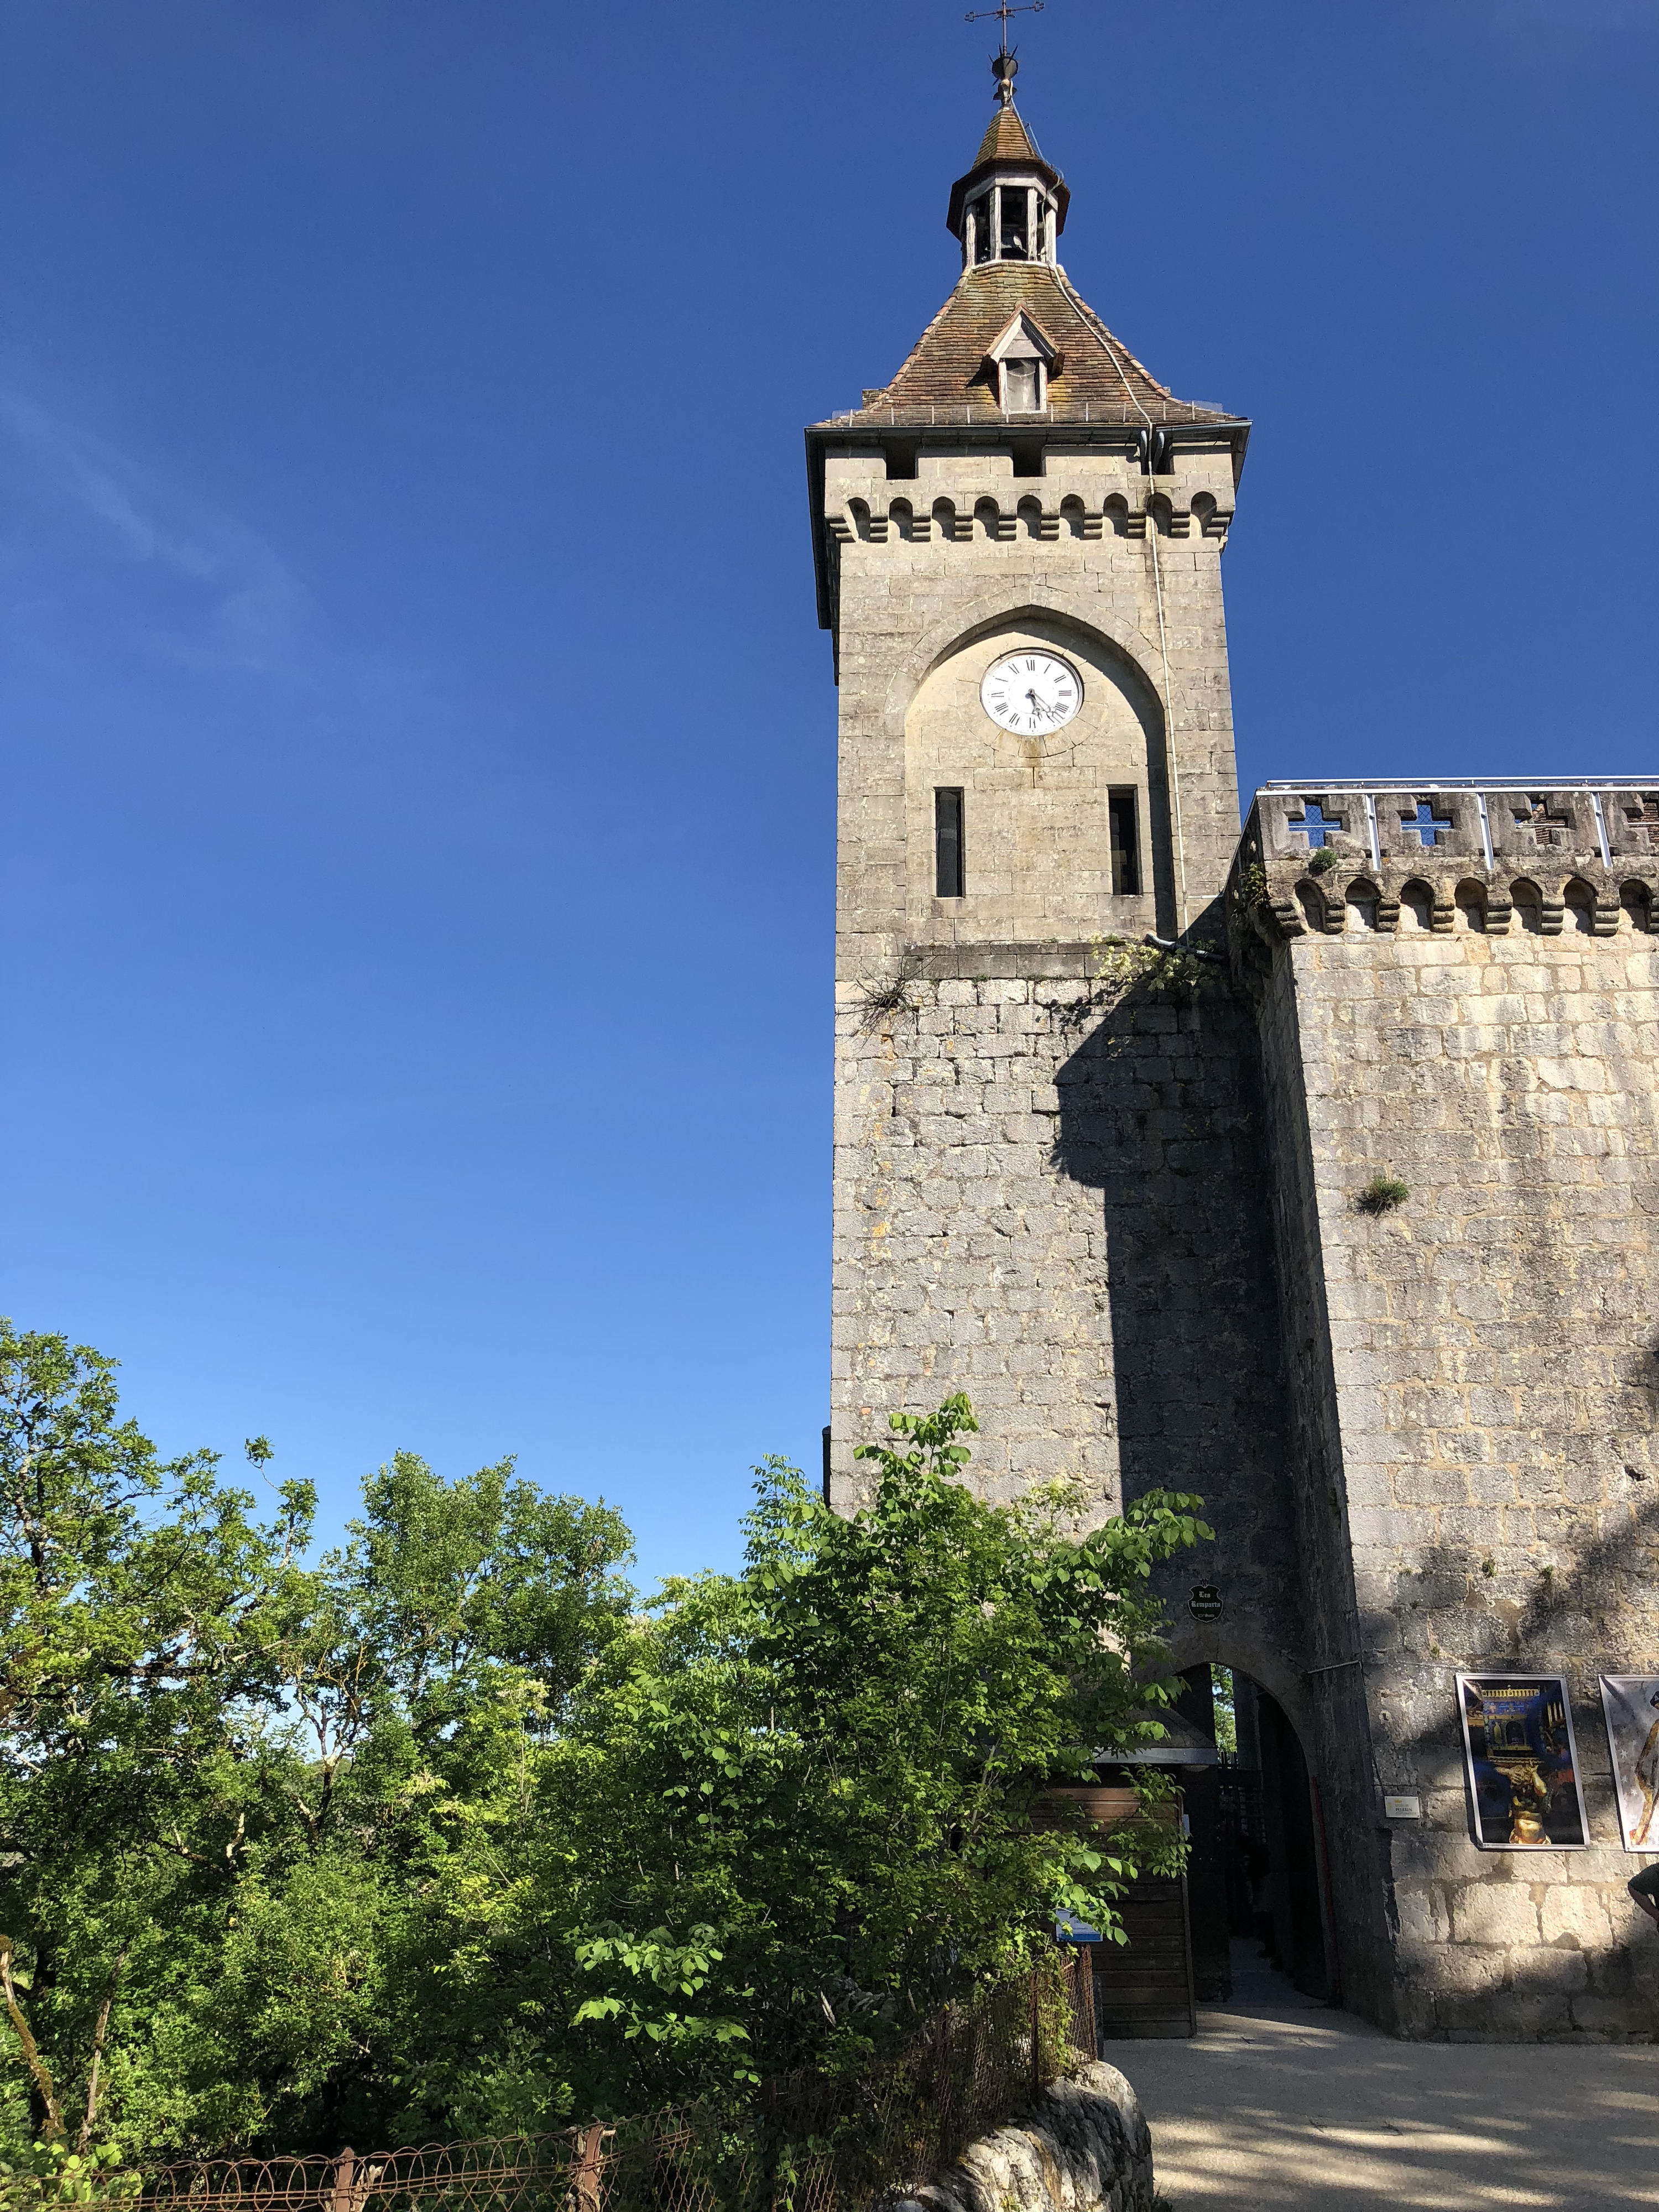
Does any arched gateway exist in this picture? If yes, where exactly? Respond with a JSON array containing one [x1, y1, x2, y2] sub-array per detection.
[[807, 47, 1659, 2039]]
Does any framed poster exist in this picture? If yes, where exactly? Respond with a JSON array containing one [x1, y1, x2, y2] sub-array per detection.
[[1599, 1677, 1659, 1853], [1455, 1675, 1588, 1849]]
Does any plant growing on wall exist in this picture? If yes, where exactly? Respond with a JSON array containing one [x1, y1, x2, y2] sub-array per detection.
[[1355, 1175, 1410, 1214], [1042, 936, 1219, 1031], [856, 961, 918, 1029]]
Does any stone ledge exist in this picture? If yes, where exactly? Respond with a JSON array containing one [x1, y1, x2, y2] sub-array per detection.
[[889, 2061, 1157, 2212], [909, 943, 1105, 980], [904, 942, 1228, 981]]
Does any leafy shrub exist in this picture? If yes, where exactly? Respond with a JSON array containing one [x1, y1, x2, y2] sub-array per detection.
[[0, 2140, 140, 2208], [0, 1333, 1206, 2162]]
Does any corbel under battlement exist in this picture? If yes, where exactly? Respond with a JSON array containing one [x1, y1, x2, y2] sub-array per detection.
[[820, 442, 1237, 554], [1226, 781, 1659, 961], [825, 481, 1233, 549]]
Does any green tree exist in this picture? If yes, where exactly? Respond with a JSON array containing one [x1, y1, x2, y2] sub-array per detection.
[[522, 1396, 1207, 2115], [0, 1324, 633, 2163], [0, 1328, 1204, 2162], [0, 1322, 317, 2158]]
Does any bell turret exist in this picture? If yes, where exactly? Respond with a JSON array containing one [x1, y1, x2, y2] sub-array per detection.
[[946, 49, 1069, 269]]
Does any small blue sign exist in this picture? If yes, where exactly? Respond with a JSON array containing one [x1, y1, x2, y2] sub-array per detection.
[[1054, 1912, 1103, 1944]]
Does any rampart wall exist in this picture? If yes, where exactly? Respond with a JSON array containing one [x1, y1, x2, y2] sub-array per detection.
[[1233, 789, 1659, 2036]]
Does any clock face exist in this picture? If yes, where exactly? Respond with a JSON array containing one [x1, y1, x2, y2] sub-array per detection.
[[980, 650, 1083, 735]]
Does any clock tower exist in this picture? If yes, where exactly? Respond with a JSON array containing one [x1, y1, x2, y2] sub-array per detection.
[[806, 48, 1271, 1530], [806, 50, 1659, 2046]]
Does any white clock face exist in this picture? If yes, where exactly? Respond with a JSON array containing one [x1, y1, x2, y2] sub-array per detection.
[[980, 650, 1083, 735]]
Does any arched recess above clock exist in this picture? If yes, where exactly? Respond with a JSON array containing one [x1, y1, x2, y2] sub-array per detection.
[[900, 614, 1177, 942]]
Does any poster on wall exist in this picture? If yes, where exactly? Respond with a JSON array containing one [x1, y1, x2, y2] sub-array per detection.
[[1599, 1677, 1659, 1853], [1455, 1675, 1588, 1849]]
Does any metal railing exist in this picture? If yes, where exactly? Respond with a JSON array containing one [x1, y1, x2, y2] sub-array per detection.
[[1246, 782, 1659, 875], [1258, 778, 1656, 791], [129, 1960, 1096, 2212]]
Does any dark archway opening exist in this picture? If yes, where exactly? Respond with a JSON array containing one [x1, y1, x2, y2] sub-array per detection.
[[1178, 1663, 1331, 2004]]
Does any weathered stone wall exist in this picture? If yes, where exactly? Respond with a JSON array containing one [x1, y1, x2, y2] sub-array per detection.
[[827, 445, 1250, 1507], [894, 2061, 1157, 2212], [1250, 947, 1390, 2019], [901, 620, 1167, 946], [826, 445, 1243, 991], [1236, 812, 1659, 2036], [832, 961, 1306, 1696], [818, 336, 1659, 2037]]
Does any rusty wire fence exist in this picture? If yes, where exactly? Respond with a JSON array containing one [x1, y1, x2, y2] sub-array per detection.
[[134, 1957, 1096, 2212]]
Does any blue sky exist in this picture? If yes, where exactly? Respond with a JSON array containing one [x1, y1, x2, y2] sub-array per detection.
[[3, 0, 1655, 1587]]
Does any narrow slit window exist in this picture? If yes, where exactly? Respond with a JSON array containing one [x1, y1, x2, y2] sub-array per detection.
[[1108, 788, 1141, 896], [935, 787, 965, 898]]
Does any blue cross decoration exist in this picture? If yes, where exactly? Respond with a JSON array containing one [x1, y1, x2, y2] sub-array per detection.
[[1287, 800, 1343, 848], [1401, 799, 1453, 847]]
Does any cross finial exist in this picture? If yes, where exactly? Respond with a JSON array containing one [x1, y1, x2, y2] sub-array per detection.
[[964, 0, 1044, 105]]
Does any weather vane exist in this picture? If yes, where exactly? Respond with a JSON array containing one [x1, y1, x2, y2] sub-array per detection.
[[964, 1, 1042, 105], [964, 1, 1044, 31]]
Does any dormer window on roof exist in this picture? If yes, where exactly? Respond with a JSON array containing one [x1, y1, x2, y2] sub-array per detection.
[[985, 310, 1060, 415]]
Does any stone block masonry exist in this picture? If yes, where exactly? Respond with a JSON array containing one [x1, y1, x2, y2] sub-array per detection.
[[831, 801, 1659, 2036], [807, 70, 1659, 2042], [832, 955, 1306, 1700], [825, 460, 1244, 959], [1231, 794, 1659, 2036]]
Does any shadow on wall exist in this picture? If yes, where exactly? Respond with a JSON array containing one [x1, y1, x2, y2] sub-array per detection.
[[1046, 964, 1298, 1616]]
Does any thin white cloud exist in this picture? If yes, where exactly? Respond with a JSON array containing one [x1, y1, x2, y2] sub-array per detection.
[[75, 468, 162, 560], [0, 387, 306, 673]]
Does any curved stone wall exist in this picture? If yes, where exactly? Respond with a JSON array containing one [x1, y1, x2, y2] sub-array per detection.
[[893, 2061, 1157, 2212]]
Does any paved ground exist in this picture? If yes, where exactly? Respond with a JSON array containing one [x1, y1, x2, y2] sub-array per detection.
[[1102, 1942, 1658, 2210]]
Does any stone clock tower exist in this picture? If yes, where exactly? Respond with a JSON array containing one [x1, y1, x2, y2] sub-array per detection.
[[805, 49, 1659, 2043], [806, 50, 1264, 1528]]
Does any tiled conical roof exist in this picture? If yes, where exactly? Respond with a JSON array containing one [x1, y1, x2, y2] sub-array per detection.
[[974, 105, 1040, 166], [815, 262, 1242, 431], [947, 97, 1066, 236]]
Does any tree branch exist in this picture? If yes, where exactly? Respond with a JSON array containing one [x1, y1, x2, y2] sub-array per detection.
[[0, 1935, 64, 2140], [75, 1949, 127, 2153]]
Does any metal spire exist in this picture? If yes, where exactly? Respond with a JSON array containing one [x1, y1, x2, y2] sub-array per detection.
[[963, 0, 1044, 106]]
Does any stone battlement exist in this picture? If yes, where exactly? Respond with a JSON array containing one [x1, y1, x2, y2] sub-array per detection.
[[823, 471, 1237, 548], [1232, 781, 1659, 949]]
